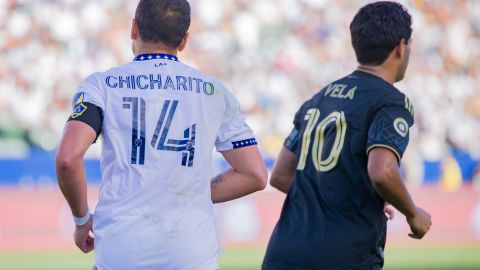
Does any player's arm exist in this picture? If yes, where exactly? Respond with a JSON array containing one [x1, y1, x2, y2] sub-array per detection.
[[56, 100, 102, 218], [270, 120, 301, 193], [270, 146, 296, 193], [367, 99, 431, 239], [56, 121, 96, 219], [56, 99, 102, 253], [56, 121, 96, 253], [211, 145, 267, 203], [212, 86, 267, 203], [368, 148, 431, 239]]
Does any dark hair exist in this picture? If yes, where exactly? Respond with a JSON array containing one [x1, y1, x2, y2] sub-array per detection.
[[135, 0, 191, 49], [350, 1, 412, 65]]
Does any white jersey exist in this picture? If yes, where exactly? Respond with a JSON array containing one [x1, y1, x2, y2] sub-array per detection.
[[73, 53, 256, 270]]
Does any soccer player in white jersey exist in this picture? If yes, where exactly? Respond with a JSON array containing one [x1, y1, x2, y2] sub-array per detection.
[[55, 1, 267, 269]]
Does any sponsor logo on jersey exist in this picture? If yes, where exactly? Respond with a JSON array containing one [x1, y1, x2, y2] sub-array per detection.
[[393, 117, 408, 137]]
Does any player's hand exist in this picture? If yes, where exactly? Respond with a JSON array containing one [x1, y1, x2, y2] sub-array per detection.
[[74, 214, 95, 253], [384, 204, 395, 220], [406, 207, 432, 239]]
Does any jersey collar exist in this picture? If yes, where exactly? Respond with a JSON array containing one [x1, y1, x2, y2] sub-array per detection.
[[133, 53, 179, 62], [352, 70, 392, 85]]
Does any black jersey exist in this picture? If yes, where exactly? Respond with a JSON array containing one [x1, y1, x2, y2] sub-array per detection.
[[263, 70, 414, 270]]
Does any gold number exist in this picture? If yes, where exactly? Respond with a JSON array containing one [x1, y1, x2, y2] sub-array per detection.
[[297, 109, 320, 170], [297, 110, 347, 172]]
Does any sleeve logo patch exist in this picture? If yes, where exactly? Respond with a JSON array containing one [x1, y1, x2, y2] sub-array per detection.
[[393, 117, 408, 137], [285, 128, 299, 149], [71, 103, 88, 119], [72, 92, 85, 108]]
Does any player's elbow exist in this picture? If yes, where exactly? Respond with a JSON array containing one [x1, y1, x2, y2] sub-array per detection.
[[270, 172, 285, 191], [250, 165, 268, 191], [270, 174, 281, 189], [257, 167, 269, 190], [269, 175, 292, 194], [55, 150, 80, 173]]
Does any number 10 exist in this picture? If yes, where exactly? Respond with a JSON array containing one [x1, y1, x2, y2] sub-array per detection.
[[297, 109, 347, 172]]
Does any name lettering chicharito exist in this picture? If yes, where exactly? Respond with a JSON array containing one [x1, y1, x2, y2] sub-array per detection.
[[105, 74, 216, 96]]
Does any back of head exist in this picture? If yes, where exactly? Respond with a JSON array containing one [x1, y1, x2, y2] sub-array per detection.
[[135, 0, 191, 49], [350, 1, 412, 66]]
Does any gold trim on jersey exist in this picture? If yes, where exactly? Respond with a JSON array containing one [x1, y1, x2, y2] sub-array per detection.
[[404, 95, 414, 117], [366, 144, 401, 164]]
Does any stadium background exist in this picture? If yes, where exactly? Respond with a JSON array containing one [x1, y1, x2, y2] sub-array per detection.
[[1, 0, 480, 269]]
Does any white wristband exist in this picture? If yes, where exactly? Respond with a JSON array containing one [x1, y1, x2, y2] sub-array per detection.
[[73, 209, 91, 226]]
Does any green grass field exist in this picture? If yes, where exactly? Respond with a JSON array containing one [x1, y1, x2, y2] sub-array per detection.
[[1, 246, 479, 270]]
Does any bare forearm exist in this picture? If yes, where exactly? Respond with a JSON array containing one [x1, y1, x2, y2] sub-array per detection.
[[369, 148, 431, 239], [56, 159, 89, 217], [372, 174, 416, 218], [270, 146, 297, 194], [371, 163, 432, 240], [211, 169, 264, 203]]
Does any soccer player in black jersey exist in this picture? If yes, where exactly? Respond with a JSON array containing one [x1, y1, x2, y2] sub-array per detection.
[[262, 2, 432, 270]]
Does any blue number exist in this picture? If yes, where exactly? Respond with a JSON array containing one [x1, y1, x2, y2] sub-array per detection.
[[124, 98, 195, 167], [151, 100, 196, 167], [123, 97, 146, 165]]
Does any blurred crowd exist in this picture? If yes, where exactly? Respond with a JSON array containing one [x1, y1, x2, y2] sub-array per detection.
[[1, 0, 479, 184]]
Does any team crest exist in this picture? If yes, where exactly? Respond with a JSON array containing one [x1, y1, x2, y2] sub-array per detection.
[[72, 92, 85, 107], [71, 103, 88, 119], [393, 117, 408, 137]]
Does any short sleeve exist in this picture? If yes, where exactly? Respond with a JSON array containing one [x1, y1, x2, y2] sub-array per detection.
[[283, 106, 304, 153], [366, 100, 414, 163], [72, 73, 105, 112], [215, 90, 257, 152]]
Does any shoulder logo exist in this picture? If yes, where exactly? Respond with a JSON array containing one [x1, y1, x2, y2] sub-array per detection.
[[72, 92, 85, 107], [71, 103, 88, 119], [393, 117, 409, 137]]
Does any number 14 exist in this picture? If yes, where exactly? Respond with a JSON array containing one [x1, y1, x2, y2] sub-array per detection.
[[123, 97, 196, 167]]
